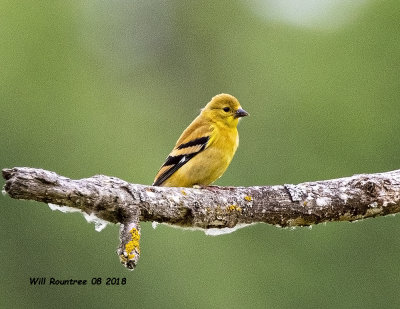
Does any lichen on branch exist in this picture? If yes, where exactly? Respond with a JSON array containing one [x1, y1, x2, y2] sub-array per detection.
[[2, 167, 400, 269]]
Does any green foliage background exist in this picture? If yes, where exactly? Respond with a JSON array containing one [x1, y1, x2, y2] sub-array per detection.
[[1, 1, 399, 308]]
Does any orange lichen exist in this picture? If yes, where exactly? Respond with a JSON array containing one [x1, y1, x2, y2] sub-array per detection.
[[181, 190, 187, 195], [227, 205, 242, 213], [124, 227, 141, 260], [244, 195, 252, 201]]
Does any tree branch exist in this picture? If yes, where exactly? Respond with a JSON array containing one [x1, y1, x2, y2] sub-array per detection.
[[3, 167, 400, 269]]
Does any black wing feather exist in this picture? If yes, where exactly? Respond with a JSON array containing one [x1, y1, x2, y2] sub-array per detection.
[[152, 136, 210, 186]]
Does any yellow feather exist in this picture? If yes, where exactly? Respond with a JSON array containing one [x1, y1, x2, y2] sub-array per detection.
[[153, 93, 248, 187]]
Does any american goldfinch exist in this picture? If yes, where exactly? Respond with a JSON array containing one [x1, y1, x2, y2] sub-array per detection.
[[153, 93, 248, 187]]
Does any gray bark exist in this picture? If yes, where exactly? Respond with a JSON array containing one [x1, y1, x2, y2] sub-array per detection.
[[3, 167, 400, 269]]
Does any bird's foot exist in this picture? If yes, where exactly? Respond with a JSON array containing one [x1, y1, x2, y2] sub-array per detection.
[[192, 184, 222, 191]]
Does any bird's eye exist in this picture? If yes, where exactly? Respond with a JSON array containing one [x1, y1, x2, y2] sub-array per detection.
[[223, 107, 230, 112]]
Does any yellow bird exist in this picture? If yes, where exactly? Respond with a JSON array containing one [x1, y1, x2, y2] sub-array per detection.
[[153, 93, 248, 187]]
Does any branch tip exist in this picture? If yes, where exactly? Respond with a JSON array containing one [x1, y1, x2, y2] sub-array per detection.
[[118, 216, 141, 269]]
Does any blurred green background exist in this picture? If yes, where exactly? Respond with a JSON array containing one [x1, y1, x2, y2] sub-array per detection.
[[1, 0, 400, 308]]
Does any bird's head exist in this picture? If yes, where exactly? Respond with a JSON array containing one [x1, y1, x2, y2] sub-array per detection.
[[202, 93, 249, 128]]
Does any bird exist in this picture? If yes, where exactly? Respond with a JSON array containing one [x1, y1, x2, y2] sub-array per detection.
[[153, 93, 248, 187]]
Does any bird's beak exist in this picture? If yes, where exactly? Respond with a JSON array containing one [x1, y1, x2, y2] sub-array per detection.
[[234, 108, 249, 118]]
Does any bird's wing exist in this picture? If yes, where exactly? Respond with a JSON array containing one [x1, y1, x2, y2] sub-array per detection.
[[152, 135, 210, 186]]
